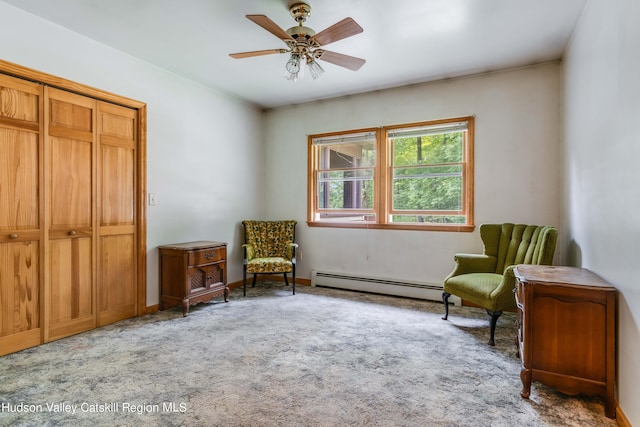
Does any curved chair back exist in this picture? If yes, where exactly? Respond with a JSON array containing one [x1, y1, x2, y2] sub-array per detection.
[[480, 223, 557, 273]]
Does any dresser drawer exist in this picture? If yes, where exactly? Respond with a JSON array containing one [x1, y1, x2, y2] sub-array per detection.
[[189, 246, 225, 266]]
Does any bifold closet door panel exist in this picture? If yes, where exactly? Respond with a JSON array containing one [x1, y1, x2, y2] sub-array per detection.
[[0, 63, 145, 355], [0, 74, 44, 356], [99, 235, 136, 325], [45, 87, 97, 341], [47, 237, 94, 339], [97, 101, 137, 325]]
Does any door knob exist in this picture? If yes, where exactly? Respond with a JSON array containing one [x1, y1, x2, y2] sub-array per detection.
[[68, 230, 77, 236], [8, 233, 18, 239]]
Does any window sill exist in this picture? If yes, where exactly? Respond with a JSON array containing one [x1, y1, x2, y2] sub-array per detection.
[[306, 221, 475, 232]]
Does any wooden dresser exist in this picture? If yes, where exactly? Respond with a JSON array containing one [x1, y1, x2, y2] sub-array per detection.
[[514, 265, 616, 418], [159, 241, 229, 316]]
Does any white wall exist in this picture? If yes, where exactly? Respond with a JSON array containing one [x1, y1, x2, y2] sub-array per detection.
[[264, 63, 564, 286], [563, 0, 640, 423], [0, 2, 264, 306]]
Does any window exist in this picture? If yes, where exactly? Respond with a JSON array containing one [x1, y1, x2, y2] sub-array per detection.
[[308, 116, 474, 231], [308, 129, 378, 224]]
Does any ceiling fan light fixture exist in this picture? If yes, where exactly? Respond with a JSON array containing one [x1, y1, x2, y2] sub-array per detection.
[[285, 53, 304, 81], [284, 71, 298, 82], [285, 53, 301, 73], [306, 57, 325, 80]]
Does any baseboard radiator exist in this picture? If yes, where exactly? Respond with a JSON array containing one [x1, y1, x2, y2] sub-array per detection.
[[311, 270, 461, 306]]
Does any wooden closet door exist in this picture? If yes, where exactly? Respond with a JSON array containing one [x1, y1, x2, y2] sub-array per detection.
[[0, 74, 44, 356], [45, 87, 97, 341], [97, 102, 137, 325]]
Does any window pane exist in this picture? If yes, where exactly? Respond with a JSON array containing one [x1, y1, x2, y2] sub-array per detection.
[[318, 170, 374, 209], [392, 132, 463, 166], [392, 165, 462, 210], [320, 142, 375, 169], [318, 212, 376, 222], [390, 215, 466, 224], [315, 134, 376, 217]]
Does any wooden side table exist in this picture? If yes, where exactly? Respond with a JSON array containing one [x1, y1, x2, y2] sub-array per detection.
[[514, 265, 616, 418], [159, 241, 229, 316]]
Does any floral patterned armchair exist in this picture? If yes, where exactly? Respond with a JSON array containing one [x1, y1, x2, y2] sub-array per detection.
[[242, 220, 298, 296]]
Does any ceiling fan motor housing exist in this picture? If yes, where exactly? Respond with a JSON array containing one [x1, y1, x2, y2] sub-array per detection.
[[287, 2, 316, 48], [286, 25, 316, 41]]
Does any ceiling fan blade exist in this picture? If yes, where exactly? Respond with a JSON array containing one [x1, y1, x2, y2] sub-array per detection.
[[316, 50, 366, 71], [246, 15, 294, 41], [229, 49, 287, 59], [312, 17, 363, 46]]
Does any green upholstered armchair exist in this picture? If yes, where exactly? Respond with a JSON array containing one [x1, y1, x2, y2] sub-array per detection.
[[242, 220, 298, 296], [442, 223, 557, 345]]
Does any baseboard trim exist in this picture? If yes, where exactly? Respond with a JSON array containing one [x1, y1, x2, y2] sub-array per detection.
[[144, 304, 159, 314], [616, 403, 631, 427]]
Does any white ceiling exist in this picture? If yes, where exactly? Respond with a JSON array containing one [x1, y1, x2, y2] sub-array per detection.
[[3, 0, 587, 109]]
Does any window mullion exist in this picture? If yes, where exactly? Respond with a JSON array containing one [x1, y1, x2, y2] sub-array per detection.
[[377, 128, 389, 225]]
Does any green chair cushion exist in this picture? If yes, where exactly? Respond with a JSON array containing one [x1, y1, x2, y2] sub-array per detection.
[[444, 273, 503, 309]]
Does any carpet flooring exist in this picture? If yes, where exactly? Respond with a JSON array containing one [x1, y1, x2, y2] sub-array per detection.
[[0, 281, 616, 426]]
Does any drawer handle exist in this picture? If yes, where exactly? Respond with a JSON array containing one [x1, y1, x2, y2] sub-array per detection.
[[68, 230, 77, 236], [9, 233, 18, 239], [204, 252, 216, 260]]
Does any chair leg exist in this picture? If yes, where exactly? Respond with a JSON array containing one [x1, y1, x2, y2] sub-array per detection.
[[252, 274, 257, 288], [486, 310, 503, 346], [442, 292, 451, 320], [243, 267, 247, 296], [283, 272, 289, 286], [292, 266, 296, 295]]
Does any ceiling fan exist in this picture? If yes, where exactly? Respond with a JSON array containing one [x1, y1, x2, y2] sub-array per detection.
[[229, 1, 366, 81]]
